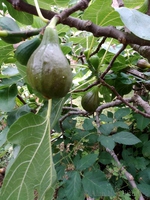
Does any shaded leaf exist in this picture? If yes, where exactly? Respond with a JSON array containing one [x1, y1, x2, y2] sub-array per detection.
[[142, 141, 150, 158], [112, 131, 141, 145], [134, 114, 150, 131], [98, 135, 115, 150], [75, 153, 98, 171], [99, 123, 114, 135], [64, 171, 83, 200], [82, 170, 115, 197], [0, 75, 22, 89], [114, 108, 130, 120], [82, 118, 94, 131], [99, 152, 113, 165], [0, 84, 18, 112], [0, 127, 9, 147], [0, 40, 14, 65], [7, 105, 31, 127], [138, 183, 150, 197]]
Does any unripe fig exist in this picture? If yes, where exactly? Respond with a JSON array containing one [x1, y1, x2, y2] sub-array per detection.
[[15, 36, 41, 65], [137, 59, 150, 69], [81, 87, 100, 113], [27, 25, 72, 99], [89, 55, 100, 71]]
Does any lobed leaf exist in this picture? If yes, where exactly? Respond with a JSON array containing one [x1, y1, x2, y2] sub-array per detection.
[[0, 113, 57, 200]]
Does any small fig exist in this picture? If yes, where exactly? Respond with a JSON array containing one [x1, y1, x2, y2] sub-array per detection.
[[89, 55, 100, 71], [81, 87, 100, 113], [137, 59, 150, 69]]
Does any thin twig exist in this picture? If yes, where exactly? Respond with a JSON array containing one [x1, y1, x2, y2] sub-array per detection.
[[101, 44, 127, 79], [106, 148, 145, 200], [59, 110, 88, 132], [100, 78, 150, 118], [90, 37, 107, 57]]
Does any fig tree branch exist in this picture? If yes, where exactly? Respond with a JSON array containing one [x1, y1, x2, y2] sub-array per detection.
[[132, 94, 150, 114], [6, 0, 150, 46], [106, 148, 145, 200], [100, 78, 150, 118], [58, 0, 90, 22], [90, 37, 107, 57], [101, 44, 127, 79]]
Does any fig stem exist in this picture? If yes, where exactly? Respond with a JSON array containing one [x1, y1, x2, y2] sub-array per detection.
[[47, 16, 59, 29], [47, 99, 52, 120], [34, 0, 49, 23]]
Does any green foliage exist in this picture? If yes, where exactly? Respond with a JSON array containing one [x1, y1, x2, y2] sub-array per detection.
[[116, 7, 150, 40], [0, 0, 150, 200], [1, 112, 57, 200]]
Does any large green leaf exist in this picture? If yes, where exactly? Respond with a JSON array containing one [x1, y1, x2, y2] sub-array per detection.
[[0, 113, 57, 200], [112, 131, 141, 145], [138, 183, 150, 197], [83, 0, 122, 26], [114, 108, 130, 120], [98, 135, 115, 150], [82, 170, 115, 197], [134, 114, 150, 131], [75, 153, 98, 171], [115, 7, 150, 40], [64, 171, 83, 200]]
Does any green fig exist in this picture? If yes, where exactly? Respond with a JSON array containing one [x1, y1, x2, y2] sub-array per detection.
[[81, 87, 100, 113], [15, 36, 41, 65], [27, 25, 72, 99]]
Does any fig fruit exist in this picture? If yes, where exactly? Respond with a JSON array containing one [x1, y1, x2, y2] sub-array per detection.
[[27, 25, 72, 99], [137, 59, 150, 69], [0, 16, 22, 44], [15, 36, 41, 65], [89, 55, 100, 71], [81, 87, 100, 113]]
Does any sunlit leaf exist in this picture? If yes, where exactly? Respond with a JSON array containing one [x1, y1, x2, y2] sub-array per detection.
[[0, 113, 57, 200], [83, 0, 122, 26], [115, 7, 150, 40]]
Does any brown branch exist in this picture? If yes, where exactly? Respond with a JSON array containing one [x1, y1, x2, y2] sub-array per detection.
[[100, 78, 150, 118], [130, 44, 150, 63], [116, 0, 124, 7], [6, 0, 150, 46], [58, 0, 90, 21], [95, 98, 132, 129], [59, 110, 88, 132], [17, 94, 26, 104], [101, 44, 127, 79], [132, 94, 150, 114], [90, 37, 107, 57], [73, 80, 99, 93], [106, 148, 145, 200]]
